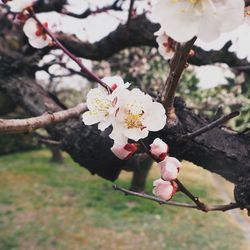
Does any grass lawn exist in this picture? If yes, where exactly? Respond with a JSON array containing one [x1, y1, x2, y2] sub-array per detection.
[[0, 150, 248, 250]]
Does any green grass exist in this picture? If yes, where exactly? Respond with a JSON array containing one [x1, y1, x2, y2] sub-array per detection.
[[0, 150, 248, 250]]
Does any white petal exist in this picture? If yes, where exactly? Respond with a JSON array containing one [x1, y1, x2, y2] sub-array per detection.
[[86, 87, 109, 111], [123, 128, 149, 141], [153, 0, 199, 42], [109, 128, 128, 145], [28, 37, 50, 49], [7, 0, 34, 12], [82, 111, 103, 126], [102, 76, 124, 88], [144, 102, 166, 131], [23, 18, 38, 39], [219, 0, 244, 32], [98, 121, 111, 131], [197, 15, 221, 42]]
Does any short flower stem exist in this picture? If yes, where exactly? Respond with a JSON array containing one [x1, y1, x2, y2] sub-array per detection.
[[28, 9, 112, 93]]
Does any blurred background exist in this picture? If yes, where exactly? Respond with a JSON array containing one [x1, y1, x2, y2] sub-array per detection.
[[1, 0, 250, 249]]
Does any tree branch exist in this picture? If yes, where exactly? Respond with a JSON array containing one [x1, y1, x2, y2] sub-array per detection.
[[65, 0, 124, 19], [113, 185, 240, 212], [126, 0, 136, 29], [163, 38, 196, 123], [0, 103, 87, 134], [180, 111, 241, 141]]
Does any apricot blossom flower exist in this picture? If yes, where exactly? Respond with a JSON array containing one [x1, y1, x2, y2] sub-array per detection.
[[23, 18, 52, 49], [155, 29, 175, 60], [153, 0, 244, 43], [109, 88, 166, 145], [82, 76, 130, 131]]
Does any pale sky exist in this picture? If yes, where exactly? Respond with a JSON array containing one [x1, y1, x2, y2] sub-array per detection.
[[36, 0, 250, 89]]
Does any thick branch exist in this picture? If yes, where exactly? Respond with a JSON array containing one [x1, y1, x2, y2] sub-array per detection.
[[0, 103, 87, 134], [57, 15, 250, 70]]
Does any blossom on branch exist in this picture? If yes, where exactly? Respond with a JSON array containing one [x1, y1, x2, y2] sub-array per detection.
[[23, 18, 52, 49], [111, 143, 138, 160], [150, 138, 169, 161], [158, 157, 181, 181], [153, 178, 178, 200], [109, 88, 166, 145], [155, 29, 175, 60], [82, 76, 130, 131], [4, 0, 35, 13], [153, 0, 244, 43]]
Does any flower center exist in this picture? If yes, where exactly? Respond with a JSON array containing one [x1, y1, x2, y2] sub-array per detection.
[[94, 98, 112, 115], [124, 111, 144, 129], [35, 23, 48, 40], [245, 7, 250, 17]]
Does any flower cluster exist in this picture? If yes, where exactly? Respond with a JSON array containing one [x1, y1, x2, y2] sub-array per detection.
[[153, 0, 244, 43], [82, 76, 166, 159], [150, 138, 181, 200]]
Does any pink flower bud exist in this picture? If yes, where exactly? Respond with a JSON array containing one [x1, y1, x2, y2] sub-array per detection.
[[152, 179, 177, 201], [150, 138, 169, 161], [111, 143, 137, 160], [158, 157, 181, 181]]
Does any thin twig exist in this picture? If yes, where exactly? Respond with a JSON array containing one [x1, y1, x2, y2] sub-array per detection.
[[0, 103, 87, 134], [126, 0, 135, 29], [175, 179, 208, 211], [28, 9, 112, 93], [65, 0, 123, 19], [180, 111, 240, 141], [113, 185, 239, 212], [39, 138, 62, 146]]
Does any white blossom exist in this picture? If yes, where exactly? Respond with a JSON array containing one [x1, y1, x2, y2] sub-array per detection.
[[82, 76, 130, 131], [109, 88, 166, 145], [5, 0, 35, 13], [153, 0, 244, 43], [23, 18, 52, 49], [155, 29, 175, 60]]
